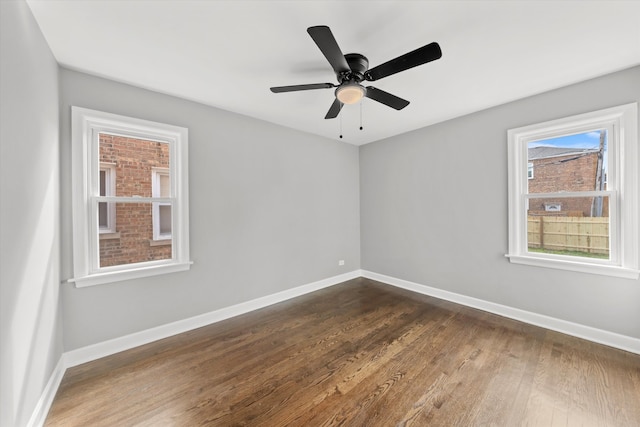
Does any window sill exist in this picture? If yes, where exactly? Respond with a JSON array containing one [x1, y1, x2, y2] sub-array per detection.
[[99, 232, 120, 240], [505, 254, 639, 279], [68, 261, 193, 288], [149, 239, 171, 247]]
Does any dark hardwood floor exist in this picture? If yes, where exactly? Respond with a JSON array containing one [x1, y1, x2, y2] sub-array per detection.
[[45, 278, 640, 426]]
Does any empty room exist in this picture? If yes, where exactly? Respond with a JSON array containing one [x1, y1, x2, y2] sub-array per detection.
[[2, 0, 640, 426]]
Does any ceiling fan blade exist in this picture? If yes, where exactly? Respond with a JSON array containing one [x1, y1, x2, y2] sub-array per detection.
[[270, 83, 335, 93], [324, 98, 344, 119], [307, 26, 351, 75], [365, 42, 442, 81], [365, 86, 410, 110]]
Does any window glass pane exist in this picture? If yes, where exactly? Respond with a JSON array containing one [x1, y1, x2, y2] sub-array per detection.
[[98, 169, 109, 229], [527, 130, 607, 193], [98, 202, 108, 228], [99, 170, 106, 196], [527, 196, 609, 259], [99, 202, 172, 268], [99, 133, 170, 197], [159, 204, 171, 234], [159, 174, 170, 198]]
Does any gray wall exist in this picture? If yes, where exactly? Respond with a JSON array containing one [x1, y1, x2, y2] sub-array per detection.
[[3, 5, 638, 421], [0, 1, 63, 426], [360, 65, 640, 339], [59, 69, 361, 351]]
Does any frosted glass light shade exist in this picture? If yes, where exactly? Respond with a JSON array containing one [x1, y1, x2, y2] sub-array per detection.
[[336, 84, 365, 104]]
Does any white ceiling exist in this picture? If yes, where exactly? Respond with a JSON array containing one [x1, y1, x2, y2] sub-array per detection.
[[26, 0, 640, 145]]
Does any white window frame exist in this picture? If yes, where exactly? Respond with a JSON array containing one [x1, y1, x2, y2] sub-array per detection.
[[99, 163, 116, 234], [71, 107, 191, 287], [506, 103, 638, 279], [152, 168, 171, 241], [527, 162, 534, 179]]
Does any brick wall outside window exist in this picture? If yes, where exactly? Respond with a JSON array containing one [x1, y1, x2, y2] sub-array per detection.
[[99, 134, 171, 267], [527, 152, 607, 217]]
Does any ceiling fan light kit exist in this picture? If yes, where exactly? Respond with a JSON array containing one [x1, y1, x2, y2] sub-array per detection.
[[270, 25, 442, 124], [336, 83, 365, 104]]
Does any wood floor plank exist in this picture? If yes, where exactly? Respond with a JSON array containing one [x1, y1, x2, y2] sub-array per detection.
[[45, 278, 640, 426]]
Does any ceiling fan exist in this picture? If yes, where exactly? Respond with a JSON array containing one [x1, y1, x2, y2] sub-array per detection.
[[270, 25, 442, 119]]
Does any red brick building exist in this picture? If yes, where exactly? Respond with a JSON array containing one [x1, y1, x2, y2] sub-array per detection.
[[527, 146, 606, 217], [98, 133, 172, 267]]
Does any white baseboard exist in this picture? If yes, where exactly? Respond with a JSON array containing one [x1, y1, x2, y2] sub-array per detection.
[[362, 270, 640, 355], [26, 356, 66, 427], [31, 270, 361, 427], [31, 268, 639, 426], [65, 270, 362, 368]]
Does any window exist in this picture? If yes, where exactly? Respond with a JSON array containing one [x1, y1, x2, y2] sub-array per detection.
[[99, 163, 116, 234], [71, 107, 191, 287], [544, 203, 561, 212], [507, 103, 638, 279], [152, 168, 171, 241]]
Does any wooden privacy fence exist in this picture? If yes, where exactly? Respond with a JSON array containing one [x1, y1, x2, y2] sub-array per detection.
[[527, 216, 609, 256]]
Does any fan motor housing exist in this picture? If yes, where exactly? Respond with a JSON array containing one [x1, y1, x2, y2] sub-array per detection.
[[342, 53, 369, 82]]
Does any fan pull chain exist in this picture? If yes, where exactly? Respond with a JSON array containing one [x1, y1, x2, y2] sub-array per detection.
[[339, 113, 343, 139], [360, 101, 363, 130]]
